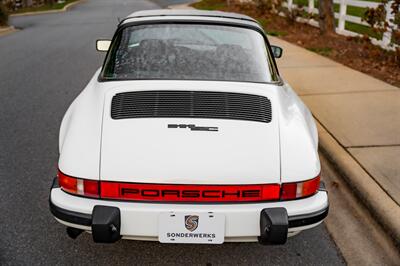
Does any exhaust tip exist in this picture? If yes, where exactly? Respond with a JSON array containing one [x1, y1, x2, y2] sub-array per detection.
[[66, 227, 84, 239]]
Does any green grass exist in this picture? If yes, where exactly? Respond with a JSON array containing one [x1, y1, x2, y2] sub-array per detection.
[[267, 30, 288, 36], [10, 0, 78, 14], [343, 5, 367, 17], [306, 47, 333, 56], [293, 0, 313, 7], [345, 21, 382, 38], [257, 18, 269, 28], [293, 0, 370, 17]]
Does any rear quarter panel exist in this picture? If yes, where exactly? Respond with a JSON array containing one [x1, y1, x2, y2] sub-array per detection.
[[58, 69, 104, 180], [277, 82, 320, 182]]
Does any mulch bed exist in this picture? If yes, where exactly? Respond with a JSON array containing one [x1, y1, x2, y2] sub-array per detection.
[[193, 0, 400, 88]]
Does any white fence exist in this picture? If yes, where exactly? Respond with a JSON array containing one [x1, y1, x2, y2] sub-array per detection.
[[281, 0, 397, 49]]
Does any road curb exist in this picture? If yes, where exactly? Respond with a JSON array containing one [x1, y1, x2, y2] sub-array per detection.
[[0, 26, 17, 36], [317, 121, 400, 248], [10, 0, 84, 17]]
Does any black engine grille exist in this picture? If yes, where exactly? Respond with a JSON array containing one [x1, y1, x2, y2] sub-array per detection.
[[111, 91, 272, 123]]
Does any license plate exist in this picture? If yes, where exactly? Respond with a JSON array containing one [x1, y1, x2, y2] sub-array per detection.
[[158, 212, 225, 244]]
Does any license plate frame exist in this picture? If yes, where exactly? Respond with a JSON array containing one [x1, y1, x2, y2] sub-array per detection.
[[158, 212, 225, 244]]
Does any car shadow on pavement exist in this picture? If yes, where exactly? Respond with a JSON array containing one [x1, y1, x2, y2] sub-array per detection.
[[49, 224, 344, 265]]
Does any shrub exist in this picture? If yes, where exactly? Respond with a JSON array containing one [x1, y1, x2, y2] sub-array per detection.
[[254, 0, 284, 14], [0, 3, 8, 26], [363, 0, 400, 64], [363, 1, 400, 45]]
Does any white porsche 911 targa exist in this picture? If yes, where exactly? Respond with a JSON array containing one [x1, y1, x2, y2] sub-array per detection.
[[49, 9, 328, 245]]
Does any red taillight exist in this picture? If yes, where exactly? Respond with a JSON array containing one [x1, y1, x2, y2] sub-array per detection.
[[281, 176, 320, 200], [58, 170, 77, 194], [58, 169, 320, 202], [100, 182, 281, 202], [83, 179, 99, 197], [58, 170, 99, 198]]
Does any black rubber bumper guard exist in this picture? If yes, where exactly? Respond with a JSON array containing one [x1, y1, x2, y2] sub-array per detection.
[[49, 178, 121, 243], [49, 178, 329, 244]]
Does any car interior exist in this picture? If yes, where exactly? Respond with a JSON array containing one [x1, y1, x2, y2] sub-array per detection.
[[113, 39, 266, 81]]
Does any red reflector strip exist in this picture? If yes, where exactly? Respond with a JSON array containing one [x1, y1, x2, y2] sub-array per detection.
[[83, 179, 99, 197], [100, 182, 281, 202]]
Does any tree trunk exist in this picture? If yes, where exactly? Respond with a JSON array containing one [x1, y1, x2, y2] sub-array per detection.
[[0, 1, 8, 26], [318, 0, 336, 35], [45, 0, 56, 5]]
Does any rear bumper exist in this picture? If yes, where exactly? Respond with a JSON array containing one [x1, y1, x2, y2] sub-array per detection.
[[49, 178, 329, 242]]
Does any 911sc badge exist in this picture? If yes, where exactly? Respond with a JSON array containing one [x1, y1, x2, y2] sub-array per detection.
[[168, 124, 218, 132], [185, 215, 199, 232]]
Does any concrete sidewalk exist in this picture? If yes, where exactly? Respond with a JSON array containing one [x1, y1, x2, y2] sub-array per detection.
[[172, 2, 400, 245], [269, 36, 400, 245]]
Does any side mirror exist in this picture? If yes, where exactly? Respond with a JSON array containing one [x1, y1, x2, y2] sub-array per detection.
[[271, 45, 283, 58], [96, 40, 111, 52]]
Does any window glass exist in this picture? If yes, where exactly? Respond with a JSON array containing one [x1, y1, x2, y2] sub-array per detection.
[[102, 24, 276, 83]]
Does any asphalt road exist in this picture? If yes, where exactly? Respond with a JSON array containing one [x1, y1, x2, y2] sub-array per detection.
[[0, 0, 344, 264]]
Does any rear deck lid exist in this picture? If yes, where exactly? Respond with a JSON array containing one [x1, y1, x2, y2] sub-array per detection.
[[100, 81, 280, 185]]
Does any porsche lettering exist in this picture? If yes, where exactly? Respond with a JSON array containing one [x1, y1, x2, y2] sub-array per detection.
[[120, 188, 261, 198]]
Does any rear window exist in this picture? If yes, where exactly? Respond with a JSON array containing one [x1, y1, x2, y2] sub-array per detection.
[[101, 23, 277, 83]]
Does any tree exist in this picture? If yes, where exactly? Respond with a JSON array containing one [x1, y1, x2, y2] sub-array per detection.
[[0, 1, 8, 26], [318, 0, 336, 35]]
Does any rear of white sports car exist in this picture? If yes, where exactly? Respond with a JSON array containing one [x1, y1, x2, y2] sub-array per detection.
[[49, 10, 328, 245]]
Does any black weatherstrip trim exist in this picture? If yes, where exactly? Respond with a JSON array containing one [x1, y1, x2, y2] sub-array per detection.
[[288, 206, 329, 228], [49, 200, 92, 226], [51, 176, 59, 189], [98, 20, 282, 82]]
